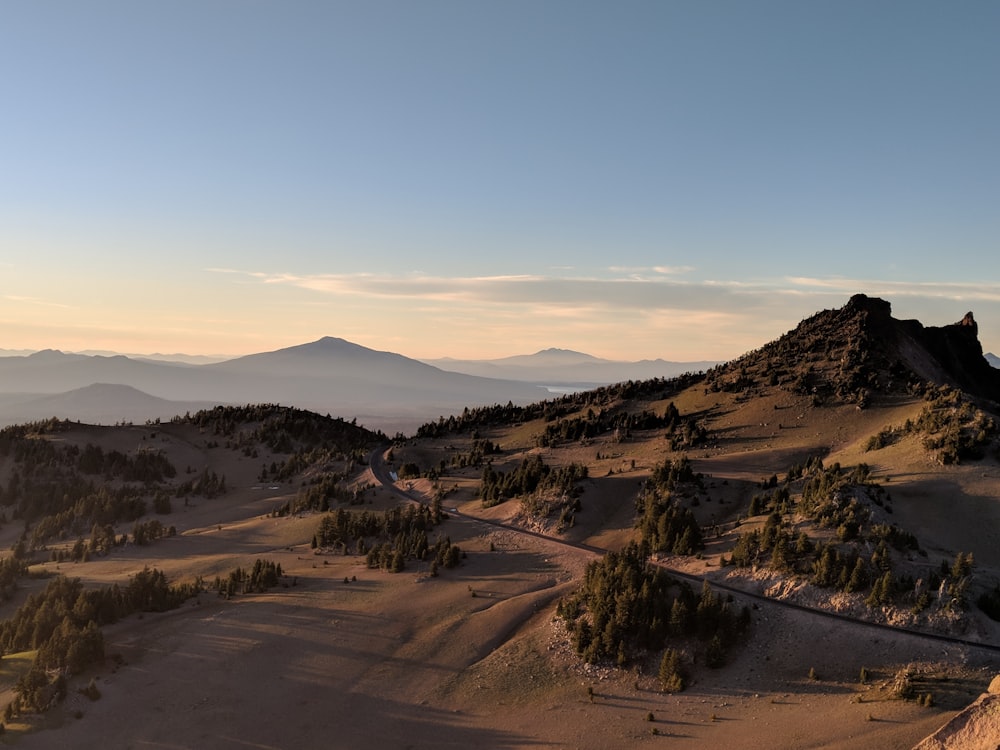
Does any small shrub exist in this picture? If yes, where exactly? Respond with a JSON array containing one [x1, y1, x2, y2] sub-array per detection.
[[80, 678, 101, 701]]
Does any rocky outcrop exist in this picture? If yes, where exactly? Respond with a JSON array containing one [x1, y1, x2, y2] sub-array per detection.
[[913, 676, 1000, 750], [706, 294, 1000, 407]]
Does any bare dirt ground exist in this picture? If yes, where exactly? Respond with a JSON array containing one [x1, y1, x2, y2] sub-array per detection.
[[0, 395, 996, 749], [4, 498, 989, 750]]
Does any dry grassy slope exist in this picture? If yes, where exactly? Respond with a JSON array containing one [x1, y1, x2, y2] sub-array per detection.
[[401, 377, 1000, 569], [2, 293, 999, 747], [395, 370, 1000, 645]]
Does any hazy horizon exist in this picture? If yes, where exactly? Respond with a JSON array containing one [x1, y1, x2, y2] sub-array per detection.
[[3, 2, 998, 361]]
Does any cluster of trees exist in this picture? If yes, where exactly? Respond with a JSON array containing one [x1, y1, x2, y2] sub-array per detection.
[[557, 543, 749, 681], [26, 485, 148, 550], [48, 523, 122, 564], [0, 556, 27, 603], [315, 505, 439, 548], [0, 422, 186, 551], [537, 404, 682, 448], [76, 443, 176, 482], [632, 457, 705, 555], [174, 468, 227, 499], [276, 472, 363, 515], [866, 386, 997, 464], [366, 536, 462, 574], [3, 568, 203, 718], [636, 500, 703, 556], [728, 460, 979, 616], [313, 505, 462, 574], [447, 438, 502, 470], [479, 455, 587, 509], [215, 559, 283, 597], [131, 518, 176, 546], [176, 404, 379, 456], [416, 402, 544, 438], [796, 463, 887, 542]]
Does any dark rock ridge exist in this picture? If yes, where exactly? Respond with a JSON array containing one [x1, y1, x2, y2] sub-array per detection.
[[706, 294, 1000, 406]]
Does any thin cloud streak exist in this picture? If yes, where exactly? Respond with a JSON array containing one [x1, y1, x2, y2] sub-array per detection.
[[787, 277, 1000, 303], [216, 268, 1000, 311], [4, 295, 74, 309]]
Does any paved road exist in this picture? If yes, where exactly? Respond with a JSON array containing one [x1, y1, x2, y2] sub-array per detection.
[[367, 445, 1000, 656]]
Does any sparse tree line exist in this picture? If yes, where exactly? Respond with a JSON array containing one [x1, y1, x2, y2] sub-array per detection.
[[2, 557, 285, 720], [537, 404, 677, 448], [45, 518, 176, 565], [270, 473, 366, 516], [413, 374, 705, 439], [725, 459, 979, 616], [2, 568, 204, 718], [0, 424, 228, 554], [0, 421, 175, 485], [175, 404, 380, 455], [214, 559, 283, 597], [312, 505, 463, 574], [865, 385, 997, 464], [533, 400, 708, 452], [479, 455, 588, 526], [557, 542, 749, 690]]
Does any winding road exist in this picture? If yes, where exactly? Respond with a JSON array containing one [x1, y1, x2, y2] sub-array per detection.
[[367, 445, 1000, 656]]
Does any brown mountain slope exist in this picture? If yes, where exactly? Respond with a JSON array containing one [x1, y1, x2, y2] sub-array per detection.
[[705, 293, 1000, 408]]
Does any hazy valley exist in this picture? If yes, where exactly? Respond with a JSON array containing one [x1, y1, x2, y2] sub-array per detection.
[[0, 295, 998, 748]]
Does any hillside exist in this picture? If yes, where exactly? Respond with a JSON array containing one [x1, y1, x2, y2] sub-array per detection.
[[0, 295, 997, 748], [0, 383, 218, 427]]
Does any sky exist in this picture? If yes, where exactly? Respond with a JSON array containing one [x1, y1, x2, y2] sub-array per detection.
[[2, 1, 999, 362]]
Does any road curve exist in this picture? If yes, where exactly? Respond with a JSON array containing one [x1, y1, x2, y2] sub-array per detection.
[[366, 445, 1000, 656]]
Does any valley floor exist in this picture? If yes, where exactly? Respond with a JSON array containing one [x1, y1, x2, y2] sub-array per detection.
[[1, 482, 989, 749]]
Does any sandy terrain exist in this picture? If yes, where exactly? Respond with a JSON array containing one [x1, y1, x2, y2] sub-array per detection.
[[0, 386, 996, 749], [0, 477, 987, 749]]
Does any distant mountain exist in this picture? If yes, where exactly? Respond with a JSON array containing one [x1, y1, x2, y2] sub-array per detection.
[[423, 347, 717, 387], [0, 338, 548, 433], [0, 384, 218, 427], [986, 352, 1000, 369], [1, 348, 228, 366]]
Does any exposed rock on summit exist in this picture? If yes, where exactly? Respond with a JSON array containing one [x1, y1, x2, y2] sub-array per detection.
[[706, 294, 1000, 407]]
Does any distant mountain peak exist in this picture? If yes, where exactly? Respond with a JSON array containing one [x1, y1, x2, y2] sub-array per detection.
[[531, 348, 601, 361]]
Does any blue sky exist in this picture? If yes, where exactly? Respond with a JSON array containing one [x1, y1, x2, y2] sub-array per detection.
[[2, 1, 998, 361]]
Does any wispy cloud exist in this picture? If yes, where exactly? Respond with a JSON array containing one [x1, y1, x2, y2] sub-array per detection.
[[209, 268, 1000, 313], [786, 277, 1000, 302], [4, 295, 74, 309]]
